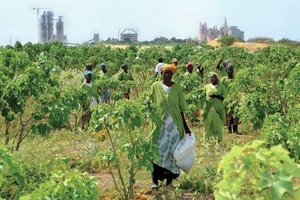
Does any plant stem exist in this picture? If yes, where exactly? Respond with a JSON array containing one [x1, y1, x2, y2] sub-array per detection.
[[105, 124, 128, 199]]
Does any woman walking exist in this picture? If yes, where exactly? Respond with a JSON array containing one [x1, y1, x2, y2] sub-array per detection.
[[149, 63, 191, 190], [202, 72, 227, 143]]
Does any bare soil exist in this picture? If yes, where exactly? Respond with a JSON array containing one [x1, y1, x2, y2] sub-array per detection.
[[92, 168, 213, 200]]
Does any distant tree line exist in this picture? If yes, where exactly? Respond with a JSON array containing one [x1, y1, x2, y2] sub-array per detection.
[[102, 36, 199, 46], [277, 38, 300, 47], [102, 36, 300, 47], [247, 37, 300, 47], [2, 36, 299, 49]]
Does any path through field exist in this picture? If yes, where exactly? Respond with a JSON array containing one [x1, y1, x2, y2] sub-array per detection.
[[89, 125, 255, 199]]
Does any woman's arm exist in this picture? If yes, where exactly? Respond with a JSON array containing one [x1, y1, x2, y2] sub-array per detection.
[[181, 112, 191, 135], [209, 94, 224, 101]]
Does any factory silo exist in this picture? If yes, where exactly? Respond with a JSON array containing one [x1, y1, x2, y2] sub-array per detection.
[[56, 16, 64, 36], [40, 12, 47, 43], [46, 11, 54, 41], [40, 11, 54, 43]]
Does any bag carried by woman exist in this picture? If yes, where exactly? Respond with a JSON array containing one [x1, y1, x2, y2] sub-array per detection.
[[173, 133, 196, 173]]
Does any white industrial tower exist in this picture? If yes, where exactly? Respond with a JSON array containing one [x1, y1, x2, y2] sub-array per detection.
[[33, 6, 49, 43]]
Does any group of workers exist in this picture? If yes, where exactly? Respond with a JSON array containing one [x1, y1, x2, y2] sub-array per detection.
[[150, 57, 240, 190], [80, 62, 134, 129], [80, 57, 240, 190]]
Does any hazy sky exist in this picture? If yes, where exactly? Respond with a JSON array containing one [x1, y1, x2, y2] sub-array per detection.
[[1, 0, 299, 46]]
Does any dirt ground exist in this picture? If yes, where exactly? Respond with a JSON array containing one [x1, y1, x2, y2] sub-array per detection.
[[92, 169, 214, 200], [87, 126, 255, 199]]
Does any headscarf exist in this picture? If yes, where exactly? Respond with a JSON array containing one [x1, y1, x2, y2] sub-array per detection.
[[84, 71, 93, 77], [171, 58, 178, 63], [224, 60, 231, 65], [225, 64, 234, 72], [161, 63, 177, 74], [121, 64, 128, 69], [185, 62, 193, 69], [208, 71, 218, 78], [100, 62, 107, 68]]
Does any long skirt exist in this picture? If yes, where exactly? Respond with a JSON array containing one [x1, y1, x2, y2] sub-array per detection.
[[152, 112, 180, 183], [203, 108, 223, 143]]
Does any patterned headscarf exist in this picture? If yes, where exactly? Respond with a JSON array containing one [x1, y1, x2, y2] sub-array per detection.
[[161, 63, 177, 74]]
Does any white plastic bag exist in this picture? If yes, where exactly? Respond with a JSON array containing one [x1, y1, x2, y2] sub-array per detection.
[[173, 133, 196, 173]]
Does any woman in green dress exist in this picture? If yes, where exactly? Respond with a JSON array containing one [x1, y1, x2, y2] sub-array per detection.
[[81, 64, 97, 84], [97, 62, 111, 103], [202, 72, 227, 143], [149, 63, 191, 190], [220, 65, 241, 134], [80, 71, 99, 130], [118, 64, 134, 99]]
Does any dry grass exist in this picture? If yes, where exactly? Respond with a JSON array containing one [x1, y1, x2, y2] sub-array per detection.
[[88, 123, 259, 199], [102, 41, 271, 52], [207, 40, 270, 51], [8, 122, 256, 199]]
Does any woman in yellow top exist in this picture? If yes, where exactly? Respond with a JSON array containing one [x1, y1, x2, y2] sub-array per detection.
[[149, 63, 191, 190], [202, 72, 227, 143]]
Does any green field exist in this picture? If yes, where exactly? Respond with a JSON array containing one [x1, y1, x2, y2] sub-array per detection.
[[0, 42, 299, 199]]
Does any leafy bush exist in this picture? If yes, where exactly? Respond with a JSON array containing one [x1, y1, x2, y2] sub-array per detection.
[[260, 63, 300, 160], [260, 110, 300, 160], [215, 140, 300, 199], [89, 99, 156, 200], [0, 148, 25, 199], [20, 171, 99, 200], [1, 148, 100, 199], [218, 35, 235, 47]]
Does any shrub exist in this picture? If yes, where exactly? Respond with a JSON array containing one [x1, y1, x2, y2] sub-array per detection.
[[218, 35, 235, 47], [215, 140, 300, 199]]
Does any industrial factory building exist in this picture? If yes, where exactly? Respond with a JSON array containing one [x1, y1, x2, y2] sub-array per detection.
[[120, 29, 138, 42], [50, 16, 68, 42], [199, 19, 244, 42], [39, 11, 67, 43]]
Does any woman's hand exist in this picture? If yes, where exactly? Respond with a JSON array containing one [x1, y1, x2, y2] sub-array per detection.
[[181, 112, 191, 136], [185, 127, 191, 136]]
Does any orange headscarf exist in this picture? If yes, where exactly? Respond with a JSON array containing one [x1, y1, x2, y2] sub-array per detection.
[[161, 63, 177, 74]]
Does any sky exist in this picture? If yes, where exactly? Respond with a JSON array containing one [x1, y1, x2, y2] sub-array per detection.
[[1, 0, 300, 46]]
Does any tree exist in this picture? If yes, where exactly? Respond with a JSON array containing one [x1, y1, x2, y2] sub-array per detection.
[[89, 99, 157, 200], [0, 50, 85, 151], [218, 35, 235, 47]]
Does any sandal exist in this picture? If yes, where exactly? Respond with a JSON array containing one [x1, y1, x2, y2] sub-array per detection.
[[151, 183, 159, 190]]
